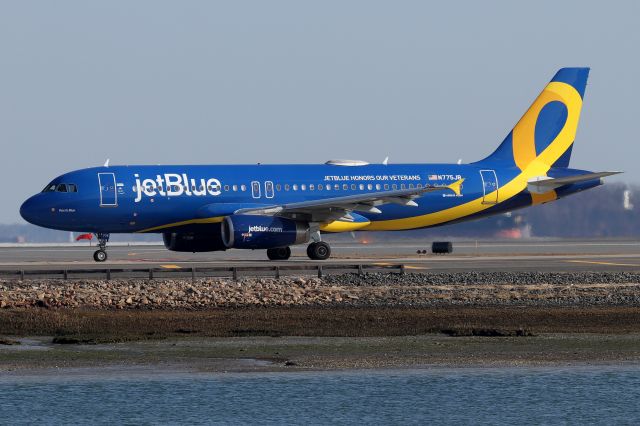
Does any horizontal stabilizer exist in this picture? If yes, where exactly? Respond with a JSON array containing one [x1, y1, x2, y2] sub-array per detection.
[[527, 171, 621, 194]]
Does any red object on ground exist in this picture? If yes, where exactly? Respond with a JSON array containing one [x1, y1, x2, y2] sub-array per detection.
[[495, 229, 522, 239], [76, 233, 93, 241]]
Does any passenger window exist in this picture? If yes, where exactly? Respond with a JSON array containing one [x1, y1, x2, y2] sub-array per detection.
[[318, 184, 323, 190], [57, 184, 68, 192], [343, 184, 348, 190], [351, 184, 356, 190], [285, 184, 290, 191], [392, 184, 398, 190], [359, 184, 364, 190], [232, 185, 238, 191], [301, 184, 306, 191], [417, 183, 423, 189], [293, 184, 298, 191], [384, 184, 389, 190], [224, 185, 230, 191], [241, 185, 247, 191], [334, 184, 339, 190], [401, 184, 406, 189], [276, 184, 282, 191]]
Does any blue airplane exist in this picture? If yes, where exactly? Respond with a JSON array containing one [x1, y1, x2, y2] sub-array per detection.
[[20, 68, 619, 262]]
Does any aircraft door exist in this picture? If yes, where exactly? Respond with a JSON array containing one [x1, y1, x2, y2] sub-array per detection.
[[98, 173, 118, 207], [265, 181, 274, 198], [480, 170, 499, 204], [251, 181, 261, 199]]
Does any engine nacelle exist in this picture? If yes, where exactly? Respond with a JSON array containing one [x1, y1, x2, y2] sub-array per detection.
[[221, 215, 309, 249], [163, 229, 226, 252]]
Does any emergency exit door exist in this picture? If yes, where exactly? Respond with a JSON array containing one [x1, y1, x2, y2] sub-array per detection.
[[98, 173, 117, 207], [480, 170, 498, 204]]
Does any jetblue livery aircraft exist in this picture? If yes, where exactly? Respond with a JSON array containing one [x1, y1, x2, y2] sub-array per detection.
[[21, 68, 618, 262]]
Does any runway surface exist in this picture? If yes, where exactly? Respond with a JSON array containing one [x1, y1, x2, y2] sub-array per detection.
[[2, 239, 640, 273]]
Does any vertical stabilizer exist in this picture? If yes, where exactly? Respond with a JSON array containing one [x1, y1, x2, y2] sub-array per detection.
[[478, 68, 589, 170]]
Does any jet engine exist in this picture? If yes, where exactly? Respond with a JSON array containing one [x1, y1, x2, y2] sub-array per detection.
[[221, 215, 309, 249]]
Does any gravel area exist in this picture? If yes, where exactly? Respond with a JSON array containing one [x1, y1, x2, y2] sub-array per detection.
[[1, 272, 640, 309]]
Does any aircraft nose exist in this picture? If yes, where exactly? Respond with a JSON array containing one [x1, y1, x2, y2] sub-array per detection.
[[20, 195, 44, 225]]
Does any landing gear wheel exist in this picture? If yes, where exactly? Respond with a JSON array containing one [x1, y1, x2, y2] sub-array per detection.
[[93, 232, 110, 262], [267, 247, 291, 260], [93, 250, 108, 262], [307, 241, 331, 260]]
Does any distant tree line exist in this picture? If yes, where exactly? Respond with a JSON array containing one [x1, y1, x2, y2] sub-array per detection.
[[525, 183, 639, 238]]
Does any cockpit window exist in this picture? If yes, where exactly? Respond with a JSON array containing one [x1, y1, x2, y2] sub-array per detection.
[[41, 182, 78, 193]]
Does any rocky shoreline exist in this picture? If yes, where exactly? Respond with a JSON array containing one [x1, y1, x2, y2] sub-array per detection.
[[2, 272, 640, 310]]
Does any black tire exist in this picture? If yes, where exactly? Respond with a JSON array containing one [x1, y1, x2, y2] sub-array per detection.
[[93, 250, 107, 262], [432, 241, 453, 254], [307, 242, 331, 260], [267, 247, 291, 260]]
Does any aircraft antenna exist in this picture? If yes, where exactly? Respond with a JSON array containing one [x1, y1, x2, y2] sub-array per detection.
[[382, 156, 389, 166], [103, 159, 110, 167]]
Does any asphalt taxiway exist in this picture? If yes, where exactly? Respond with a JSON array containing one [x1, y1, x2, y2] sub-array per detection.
[[2, 240, 640, 273]]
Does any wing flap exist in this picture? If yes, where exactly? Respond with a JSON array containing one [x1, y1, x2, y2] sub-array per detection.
[[235, 179, 465, 219]]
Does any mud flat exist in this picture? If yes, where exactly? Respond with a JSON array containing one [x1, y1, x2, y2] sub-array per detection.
[[2, 272, 640, 372]]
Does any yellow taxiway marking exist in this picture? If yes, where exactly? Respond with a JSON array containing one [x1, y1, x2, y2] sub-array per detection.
[[567, 260, 640, 267], [160, 264, 182, 269], [127, 253, 138, 256]]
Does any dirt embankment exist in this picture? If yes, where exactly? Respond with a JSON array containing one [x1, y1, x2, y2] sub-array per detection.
[[1, 272, 640, 341]]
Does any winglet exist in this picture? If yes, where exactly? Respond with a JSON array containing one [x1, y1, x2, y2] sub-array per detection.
[[447, 178, 464, 196]]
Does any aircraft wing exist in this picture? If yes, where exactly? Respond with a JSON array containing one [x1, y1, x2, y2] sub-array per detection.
[[527, 172, 621, 194], [234, 179, 464, 222]]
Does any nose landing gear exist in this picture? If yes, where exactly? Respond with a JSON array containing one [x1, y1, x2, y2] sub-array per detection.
[[93, 233, 110, 262]]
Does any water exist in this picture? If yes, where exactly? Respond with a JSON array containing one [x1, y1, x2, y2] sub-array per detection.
[[1, 366, 640, 425]]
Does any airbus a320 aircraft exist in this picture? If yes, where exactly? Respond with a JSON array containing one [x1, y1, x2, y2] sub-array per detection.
[[21, 68, 618, 262]]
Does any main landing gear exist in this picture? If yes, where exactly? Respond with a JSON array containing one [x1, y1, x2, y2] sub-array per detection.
[[93, 233, 110, 262], [307, 241, 331, 260], [265, 242, 332, 261], [267, 247, 291, 260]]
